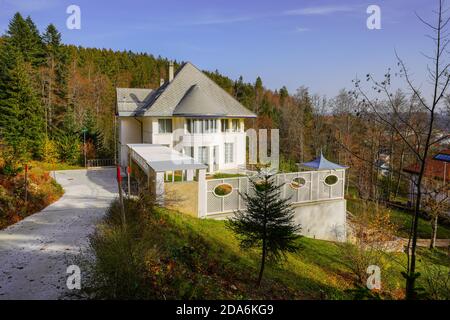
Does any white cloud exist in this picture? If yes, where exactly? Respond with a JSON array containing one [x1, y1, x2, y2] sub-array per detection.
[[284, 5, 355, 16], [295, 27, 309, 33]]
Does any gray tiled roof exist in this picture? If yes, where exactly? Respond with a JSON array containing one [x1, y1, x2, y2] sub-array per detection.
[[116, 62, 256, 118], [116, 88, 154, 116], [173, 84, 226, 117]]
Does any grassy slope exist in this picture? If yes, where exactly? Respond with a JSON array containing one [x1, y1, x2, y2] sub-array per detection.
[[347, 198, 450, 239], [169, 210, 352, 299], [86, 200, 450, 299]]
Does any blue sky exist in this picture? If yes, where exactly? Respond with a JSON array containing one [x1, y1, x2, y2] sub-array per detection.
[[0, 0, 438, 98]]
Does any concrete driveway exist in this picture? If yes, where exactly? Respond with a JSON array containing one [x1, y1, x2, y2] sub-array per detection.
[[0, 168, 117, 300]]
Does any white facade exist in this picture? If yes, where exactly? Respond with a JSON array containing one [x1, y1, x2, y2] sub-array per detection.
[[119, 116, 246, 173]]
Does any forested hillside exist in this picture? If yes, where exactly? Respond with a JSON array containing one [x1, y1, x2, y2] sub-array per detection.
[[1, 12, 448, 204], [0, 13, 319, 173]]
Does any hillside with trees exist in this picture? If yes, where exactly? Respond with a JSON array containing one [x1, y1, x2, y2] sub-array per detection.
[[0, 13, 318, 174], [0, 7, 449, 299]]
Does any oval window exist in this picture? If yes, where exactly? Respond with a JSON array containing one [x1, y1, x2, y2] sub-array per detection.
[[213, 183, 233, 197], [291, 177, 306, 189], [324, 175, 338, 186]]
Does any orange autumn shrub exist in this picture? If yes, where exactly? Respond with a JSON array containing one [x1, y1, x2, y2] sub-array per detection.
[[0, 168, 63, 229]]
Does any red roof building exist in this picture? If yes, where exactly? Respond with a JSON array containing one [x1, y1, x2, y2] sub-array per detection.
[[403, 149, 450, 181]]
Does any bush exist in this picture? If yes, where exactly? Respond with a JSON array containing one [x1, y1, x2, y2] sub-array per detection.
[[80, 197, 253, 299], [57, 134, 81, 165], [40, 137, 59, 163], [0, 185, 15, 226], [1, 163, 23, 176], [0, 167, 64, 229], [340, 201, 399, 298]]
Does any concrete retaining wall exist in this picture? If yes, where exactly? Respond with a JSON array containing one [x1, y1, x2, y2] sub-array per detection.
[[292, 199, 346, 242]]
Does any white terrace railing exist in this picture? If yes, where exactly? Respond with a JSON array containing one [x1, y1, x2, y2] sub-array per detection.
[[205, 169, 346, 216]]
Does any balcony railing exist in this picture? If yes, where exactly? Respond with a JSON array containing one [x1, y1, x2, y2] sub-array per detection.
[[87, 159, 115, 168]]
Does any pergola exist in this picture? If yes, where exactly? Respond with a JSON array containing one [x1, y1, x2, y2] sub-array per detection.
[[127, 144, 208, 213]]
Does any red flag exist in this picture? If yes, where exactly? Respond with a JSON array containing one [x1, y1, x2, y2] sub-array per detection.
[[25, 164, 28, 173], [127, 166, 131, 175]]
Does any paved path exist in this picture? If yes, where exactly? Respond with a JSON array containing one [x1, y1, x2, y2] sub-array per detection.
[[0, 168, 117, 300], [400, 238, 450, 248]]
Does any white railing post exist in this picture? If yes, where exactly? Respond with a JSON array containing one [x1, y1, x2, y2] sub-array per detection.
[[197, 169, 207, 218]]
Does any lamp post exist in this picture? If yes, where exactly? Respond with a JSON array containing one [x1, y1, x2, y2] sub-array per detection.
[[24, 163, 28, 207], [82, 127, 87, 168]]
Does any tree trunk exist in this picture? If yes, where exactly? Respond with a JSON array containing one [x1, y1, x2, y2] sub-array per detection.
[[430, 214, 438, 249], [258, 199, 268, 287], [257, 239, 266, 287], [394, 148, 405, 199], [387, 131, 395, 202], [406, 184, 422, 300]]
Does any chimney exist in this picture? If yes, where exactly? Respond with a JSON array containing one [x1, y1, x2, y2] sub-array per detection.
[[169, 61, 174, 82], [160, 78, 165, 87]]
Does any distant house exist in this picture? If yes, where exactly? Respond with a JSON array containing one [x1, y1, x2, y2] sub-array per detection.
[[403, 149, 450, 214], [116, 62, 256, 173]]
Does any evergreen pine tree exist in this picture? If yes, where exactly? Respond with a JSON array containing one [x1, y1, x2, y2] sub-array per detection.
[[226, 170, 301, 286], [42, 23, 68, 133], [55, 107, 81, 164], [0, 51, 45, 171], [82, 108, 104, 155], [5, 13, 45, 67]]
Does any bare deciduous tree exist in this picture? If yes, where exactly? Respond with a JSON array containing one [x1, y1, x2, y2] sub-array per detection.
[[352, 0, 450, 299]]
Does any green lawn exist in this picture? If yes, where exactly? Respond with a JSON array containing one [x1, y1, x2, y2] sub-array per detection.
[[29, 160, 85, 172], [208, 172, 245, 179], [347, 198, 450, 239], [389, 208, 450, 239], [165, 173, 183, 182], [83, 199, 450, 299]]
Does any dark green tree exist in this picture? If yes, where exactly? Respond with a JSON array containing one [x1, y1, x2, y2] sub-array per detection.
[[82, 108, 104, 155], [56, 107, 81, 164], [0, 51, 45, 171], [279, 86, 289, 107], [226, 171, 301, 286], [5, 13, 45, 67], [42, 23, 68, 133]]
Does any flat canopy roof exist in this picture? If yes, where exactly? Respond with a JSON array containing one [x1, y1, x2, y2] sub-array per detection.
[[127, 144, 207, 172]]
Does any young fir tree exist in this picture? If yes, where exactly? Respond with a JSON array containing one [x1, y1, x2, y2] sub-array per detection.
[[226, 170, 301, 286], [82, 108, 105, 156], [55, 106, 81, 164]]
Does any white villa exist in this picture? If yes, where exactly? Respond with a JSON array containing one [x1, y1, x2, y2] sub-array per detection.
[[115, 62, 348, 242], [116, 61, 256, 173]]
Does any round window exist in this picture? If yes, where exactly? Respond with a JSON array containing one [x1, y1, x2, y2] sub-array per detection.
[[324, 175, 338, 186], [291, 177, 306, 189], [213, 183, 233, 197]]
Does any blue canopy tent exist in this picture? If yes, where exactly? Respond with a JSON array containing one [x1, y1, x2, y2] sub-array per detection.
[[299, 152, 348, 171]]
